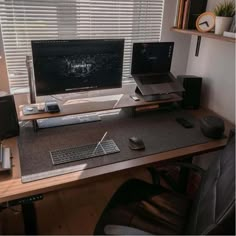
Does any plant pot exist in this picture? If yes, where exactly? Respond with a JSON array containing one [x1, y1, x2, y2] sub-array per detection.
[[215, 16, 233, 35]]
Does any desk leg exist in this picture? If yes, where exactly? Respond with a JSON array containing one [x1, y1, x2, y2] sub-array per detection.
[[32, 120, 39, 132], [178, 156, 193, 193], [22, 203, 38, 235]]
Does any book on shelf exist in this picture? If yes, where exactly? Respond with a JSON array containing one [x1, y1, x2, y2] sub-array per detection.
[[174, 0, 181, 27], [182, 0, 191, 29], [187, 0, 207, 29], [223, 31, 236, 38], [177, 0, 185, 29], [174, 0, 207, 30]]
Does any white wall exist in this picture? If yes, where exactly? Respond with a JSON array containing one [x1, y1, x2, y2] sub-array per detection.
[[206, 0, 222, 11], [161, 0, 191, 76], [187, 37, 235, 123], [186, 0, 235, 124]]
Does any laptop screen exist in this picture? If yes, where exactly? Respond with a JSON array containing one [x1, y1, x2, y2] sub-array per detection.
[[131, 42, 174, 75]]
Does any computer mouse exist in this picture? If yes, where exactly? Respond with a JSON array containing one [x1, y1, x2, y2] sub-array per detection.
[[129, 136, 145, 150]]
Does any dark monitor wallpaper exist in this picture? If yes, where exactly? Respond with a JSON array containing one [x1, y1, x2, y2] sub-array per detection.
[[131, 42, 174, 75], [32, 39, 124, 96]]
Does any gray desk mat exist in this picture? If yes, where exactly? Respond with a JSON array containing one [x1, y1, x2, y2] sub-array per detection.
[[18, 109, 211, 182]]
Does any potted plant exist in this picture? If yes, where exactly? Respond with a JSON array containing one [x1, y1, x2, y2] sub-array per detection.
[[214, 0, 235, 35]]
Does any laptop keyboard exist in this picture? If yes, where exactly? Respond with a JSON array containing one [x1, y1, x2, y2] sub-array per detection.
[[50, 139, 120, 165], [140, 74, 172, 84]]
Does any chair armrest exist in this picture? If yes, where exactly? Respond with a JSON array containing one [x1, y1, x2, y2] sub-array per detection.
[[147, 162, 205, 193], [148, 162, 205, 184], [104, 224, 151, 235], [227, 128, 235, 144], [166, 162, 205, 175]]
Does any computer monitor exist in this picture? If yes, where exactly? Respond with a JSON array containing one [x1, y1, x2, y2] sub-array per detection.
[[131, 42, 174, 75], [31, 39, 125, 96]]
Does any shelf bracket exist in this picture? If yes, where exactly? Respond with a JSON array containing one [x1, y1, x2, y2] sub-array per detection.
[[195, 36, 201, 57]]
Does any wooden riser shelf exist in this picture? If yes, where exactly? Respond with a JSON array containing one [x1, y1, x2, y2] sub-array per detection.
[[19, 91, 182, 121]]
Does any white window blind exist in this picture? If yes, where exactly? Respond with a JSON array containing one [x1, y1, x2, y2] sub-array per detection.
[[0, 0, 164, 94]]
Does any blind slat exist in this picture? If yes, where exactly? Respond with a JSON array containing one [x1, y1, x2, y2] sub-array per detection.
[[0, 0, 164, 94]]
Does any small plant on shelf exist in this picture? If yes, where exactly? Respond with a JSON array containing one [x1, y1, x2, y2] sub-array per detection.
[[213, 0, 235, 35], [214, 0, 235, 17]]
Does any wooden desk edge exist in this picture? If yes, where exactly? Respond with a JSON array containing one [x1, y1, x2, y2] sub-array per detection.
[[0, 138, 227, 203]]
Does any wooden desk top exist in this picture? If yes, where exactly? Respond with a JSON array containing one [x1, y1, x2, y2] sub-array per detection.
[[0, 108, 232, 203]]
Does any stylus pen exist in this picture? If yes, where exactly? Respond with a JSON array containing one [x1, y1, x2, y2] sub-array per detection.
[[93, 131, 107, 155]]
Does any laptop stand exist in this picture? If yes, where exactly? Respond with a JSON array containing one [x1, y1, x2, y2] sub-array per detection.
[[135, 87, 172, 102]]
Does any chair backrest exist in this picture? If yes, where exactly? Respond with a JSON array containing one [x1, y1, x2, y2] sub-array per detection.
[[186, 134, 235, 235]]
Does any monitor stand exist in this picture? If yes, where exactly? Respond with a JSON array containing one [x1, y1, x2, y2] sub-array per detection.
[[135, 87, 172, 102]]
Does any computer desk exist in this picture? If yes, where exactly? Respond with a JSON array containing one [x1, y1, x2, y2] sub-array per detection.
[[0, 107, 231, 204], [1, 105, 232, 235]]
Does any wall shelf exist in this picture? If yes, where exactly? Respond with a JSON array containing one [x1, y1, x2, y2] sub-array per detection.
[[171, 27, 236, 43], [171, 27, 236, 56]]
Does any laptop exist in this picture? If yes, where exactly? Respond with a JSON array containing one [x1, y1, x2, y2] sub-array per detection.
[[131, 42, 184, 96]]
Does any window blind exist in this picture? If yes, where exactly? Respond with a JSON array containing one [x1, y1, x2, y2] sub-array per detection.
[[0, 0, 164, 94]]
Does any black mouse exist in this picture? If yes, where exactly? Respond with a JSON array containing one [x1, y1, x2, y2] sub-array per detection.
[[129, 136, 145, 150]]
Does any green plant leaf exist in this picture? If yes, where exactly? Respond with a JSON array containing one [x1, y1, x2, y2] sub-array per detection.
[[214, 0, 235, 17]]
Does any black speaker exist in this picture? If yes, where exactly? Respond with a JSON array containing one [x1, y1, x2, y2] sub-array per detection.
[[0, 95, 19, 141], [177, 75, 202, 109]]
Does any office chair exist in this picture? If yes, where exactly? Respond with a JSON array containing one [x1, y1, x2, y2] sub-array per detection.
[[94, 132, 235, 235]]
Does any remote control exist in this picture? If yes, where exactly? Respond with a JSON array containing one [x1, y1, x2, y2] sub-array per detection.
[[176, 117, 194, 128]]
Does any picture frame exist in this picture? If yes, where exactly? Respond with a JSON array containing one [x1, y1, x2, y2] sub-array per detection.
[[229, 15, 235, 32]]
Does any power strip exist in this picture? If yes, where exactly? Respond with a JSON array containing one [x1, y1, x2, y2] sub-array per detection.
[[7, 194, 43, 207]]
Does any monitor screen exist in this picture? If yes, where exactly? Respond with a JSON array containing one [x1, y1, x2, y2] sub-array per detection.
[[131, 42, 174, 75], [31, 39, 125, 96]]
